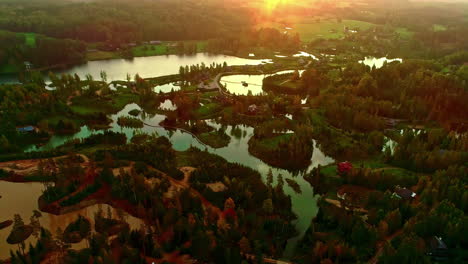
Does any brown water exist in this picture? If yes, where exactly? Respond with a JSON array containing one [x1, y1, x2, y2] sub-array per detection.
[[0, 181, 143, 259]]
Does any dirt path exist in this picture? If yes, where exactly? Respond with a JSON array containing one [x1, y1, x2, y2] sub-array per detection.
[[0, 154, 90, 177], [324, 198, 369, 213], [369, 229, 403, 264], [147, 166, 223, 219]]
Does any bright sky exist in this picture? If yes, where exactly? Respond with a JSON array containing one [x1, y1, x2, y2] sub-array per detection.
[[264, 0, 292, 12]]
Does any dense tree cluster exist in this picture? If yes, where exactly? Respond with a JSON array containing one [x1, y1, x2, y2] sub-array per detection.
[[0, 0, 251, 43], [207, 28, 301, 54]]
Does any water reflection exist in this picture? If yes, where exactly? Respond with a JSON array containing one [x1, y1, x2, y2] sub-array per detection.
[[159, 99, 177, 111], [0, 181, 143, 259], [153, 83, 181, 93], [221, 70, 304, 95], [1, 53, 272, 84], [359, 57, 402, 69], [18, 103, 334, 258]]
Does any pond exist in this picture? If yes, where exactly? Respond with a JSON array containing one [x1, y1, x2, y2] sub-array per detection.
[[221, 70, 305, 95], [0, 181, 144, 259], [153, 83, 181, 93], [0, 53, 272, 84], [359, 56, 402, 69], [293, 51, 319, 60], [159, 99, 177, 111], [15, 103, 334, 259]]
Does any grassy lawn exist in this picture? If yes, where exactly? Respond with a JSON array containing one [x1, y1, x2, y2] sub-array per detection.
[[132, 41, 207, 57], [0, 32, 36, 73], [0, 64, 20, 74], [70, 104, 104, 115], [21, 33, 36, 47], [113, 93, 139, 110], [355, 159, 389, 169], [255, 134, 293, 150], [181, 85, 198, 92], [395, 27, 414, 39], [321, 164, 338, 177], [71, 93, 138, 115], [292, 19, 375, 42], [133, 44, 174, 57], [85, 41, 208, 61], [86, 51, 119, 61], [196, 102, 221, 117], [198, 131, 230, 148]]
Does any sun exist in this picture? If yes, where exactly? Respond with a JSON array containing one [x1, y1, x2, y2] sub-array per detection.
[[264, 0, 292, 13]]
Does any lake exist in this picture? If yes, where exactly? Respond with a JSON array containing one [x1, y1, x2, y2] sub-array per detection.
[[0, 181, 143, 259], [0, 53, 272, 84]]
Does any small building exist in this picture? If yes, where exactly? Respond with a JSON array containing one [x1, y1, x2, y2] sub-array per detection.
[[247, 104, 258, 114], [337, 161, 353, 175], [393, 186, 416, 200], [427, 236, 449, 261], [16, 126, 38, 133], [24, 61, 33, 71]]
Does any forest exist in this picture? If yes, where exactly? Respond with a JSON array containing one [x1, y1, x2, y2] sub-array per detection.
[[0, 0, 467, 263]]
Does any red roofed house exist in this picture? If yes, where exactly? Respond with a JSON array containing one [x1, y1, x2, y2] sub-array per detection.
[[337, 161, 353, 175]]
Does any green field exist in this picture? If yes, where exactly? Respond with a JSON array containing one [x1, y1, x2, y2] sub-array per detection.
[[70, 93, 138, 115], [86, 41, 208, 61], [132, 41, 207, 57], [198, 131, 230, 148], [255, 134, 293, 150], [293, 19, 375, 42], [0, 32, 36, 73], [395, 27, 414, 39], [86, 51, 119, 61], [21, 33, 36, 47], [196, 102, 221, 117], [0, 64, 20, 74]]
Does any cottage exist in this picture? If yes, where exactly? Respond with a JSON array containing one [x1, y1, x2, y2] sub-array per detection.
[[427, 236, 449, 261], [247, 104, 258, 114], [24, 61, 33, 71], [337, 161, 352, 175], [393, 186, 416, 200]]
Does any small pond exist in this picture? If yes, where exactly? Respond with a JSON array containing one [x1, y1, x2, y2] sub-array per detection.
[[153, 83, 181, 93], [221, 70, 305, 96], [359, 57, 402, 69]]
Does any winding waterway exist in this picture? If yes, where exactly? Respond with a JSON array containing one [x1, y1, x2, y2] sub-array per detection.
[[14, 103, 334, 259], [1, 52, 333, 259]]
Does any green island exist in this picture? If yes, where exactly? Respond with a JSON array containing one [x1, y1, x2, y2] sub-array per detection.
[[0, 0, 467, 263]]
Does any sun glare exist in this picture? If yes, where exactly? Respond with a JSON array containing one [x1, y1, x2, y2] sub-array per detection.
[[264, 0, 292, 13]]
